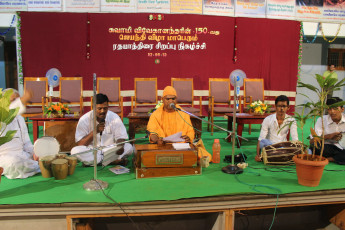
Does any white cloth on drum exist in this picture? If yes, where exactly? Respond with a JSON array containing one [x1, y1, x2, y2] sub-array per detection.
[[258, 113, 298, 144], [0, 116, 40, 179], [313, 114, 345, 149], [72, 110, 133, 165], [71, 143, 133, 166]]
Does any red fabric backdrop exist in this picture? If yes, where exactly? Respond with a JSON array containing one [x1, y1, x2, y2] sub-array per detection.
[[20, 12, 300, 112]]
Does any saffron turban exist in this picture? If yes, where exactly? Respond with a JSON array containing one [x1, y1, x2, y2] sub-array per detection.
[[162, 86, 177, 97]]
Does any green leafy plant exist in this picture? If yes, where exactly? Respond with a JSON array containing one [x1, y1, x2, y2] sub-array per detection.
[[297, 74, 345, 160], [0, 89, 19, 146]]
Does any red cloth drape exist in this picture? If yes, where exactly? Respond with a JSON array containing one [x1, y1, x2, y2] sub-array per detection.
[[21, 12, 299, 93]]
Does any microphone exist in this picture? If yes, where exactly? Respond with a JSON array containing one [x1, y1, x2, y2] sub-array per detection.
[[170, 103, 180, 110], [99, 119, 105, 136]]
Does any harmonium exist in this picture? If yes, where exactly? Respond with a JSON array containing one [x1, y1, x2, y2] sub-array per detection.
[[135, 144, 202, 179]]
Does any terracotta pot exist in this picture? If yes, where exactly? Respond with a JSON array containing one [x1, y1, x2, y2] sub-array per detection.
[[0, 167, 3, 183], [293, 154, 329, 187]]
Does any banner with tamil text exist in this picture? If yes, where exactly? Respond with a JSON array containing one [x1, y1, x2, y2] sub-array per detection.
[[203, 0, 235, 16], [235, 0, 266, 18], [101, 0, 137, 12], [266, 0, 295, 19]]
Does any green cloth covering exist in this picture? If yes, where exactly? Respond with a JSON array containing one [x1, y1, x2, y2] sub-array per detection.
[[1, 118, 345, 205]]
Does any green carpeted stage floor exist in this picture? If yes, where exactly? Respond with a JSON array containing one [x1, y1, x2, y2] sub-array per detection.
[[1, 117, 345, 205]]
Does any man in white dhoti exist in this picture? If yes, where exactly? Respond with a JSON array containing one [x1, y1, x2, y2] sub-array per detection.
[[0, 89, 40, 179], [71, 93, 133, 166]]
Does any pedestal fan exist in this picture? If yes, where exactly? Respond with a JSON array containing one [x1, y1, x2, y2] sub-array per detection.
[[222, 69, 246, 174]]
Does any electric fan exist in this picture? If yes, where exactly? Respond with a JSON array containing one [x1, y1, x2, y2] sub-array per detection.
[[45, 68, 61, 96], [222, 69, 246, 174]]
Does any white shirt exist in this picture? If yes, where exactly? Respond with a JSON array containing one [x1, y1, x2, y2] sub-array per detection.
[[314, 114, 345, 149], [0, 115, 40, 179], [75, 110, 128, 147], [258, 113, 298, 143]]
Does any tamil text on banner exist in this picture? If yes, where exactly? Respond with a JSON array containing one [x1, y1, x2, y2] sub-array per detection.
[[137, 0, 170, 13], [295, 0, 323, 21], [266, 0, 295, 19], [170, 0, 202, 14], [28, 0, 62, 12], [203, 0, 235, 16], [0, 0, 27, 12], [322, 0, 345, 22], [235, 0, 266, 18], [65, 0, 100, 12], [101, 0, 137, 12]]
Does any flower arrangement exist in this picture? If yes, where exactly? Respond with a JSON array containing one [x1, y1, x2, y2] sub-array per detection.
[[247, 100, 270, 115], [148, 100, 163, 114], [44, 102, 70, 117]]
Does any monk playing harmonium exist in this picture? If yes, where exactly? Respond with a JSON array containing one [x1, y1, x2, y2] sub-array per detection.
[[147, 86, 195, 145]]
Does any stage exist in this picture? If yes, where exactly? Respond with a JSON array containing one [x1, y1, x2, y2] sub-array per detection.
[[1, 120, 345, 229], [1, 157, 345, 229]]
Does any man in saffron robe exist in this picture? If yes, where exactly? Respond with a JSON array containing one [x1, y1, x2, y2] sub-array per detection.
[[147, 86, 195, 145]]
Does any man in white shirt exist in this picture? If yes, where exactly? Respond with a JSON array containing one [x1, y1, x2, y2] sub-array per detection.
[[255, 95, 298, 162], [311, 97, 345, 164], [71, 93, 133, 166], [0, 88, 40, 179]]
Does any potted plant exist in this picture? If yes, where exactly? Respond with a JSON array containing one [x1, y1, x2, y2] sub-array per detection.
[[0, 89, 20, 182], [294, 74, 345, 186]]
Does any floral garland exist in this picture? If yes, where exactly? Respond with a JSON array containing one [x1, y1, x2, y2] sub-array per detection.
[[320, 23, 342, 43], [16, 12, 24, 86], [301, 22, 319, 44], [297, 22, 303, 81]]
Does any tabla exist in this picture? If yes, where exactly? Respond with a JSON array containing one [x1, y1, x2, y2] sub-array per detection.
[[39, 155, 56, 178], [262, 141, 303, 165], [34, 136, 60, 158], [51, 159, 68, 180]]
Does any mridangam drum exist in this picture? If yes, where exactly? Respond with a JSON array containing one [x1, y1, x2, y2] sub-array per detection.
[[34, 136, 60, 158], [39, 155, 56, 178], [262, 141, 303, 165], [51, 159, 68, 180]]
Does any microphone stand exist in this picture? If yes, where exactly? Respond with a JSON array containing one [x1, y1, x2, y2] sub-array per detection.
[[222, 79, 243, 174], [83, 73, 109, 191]]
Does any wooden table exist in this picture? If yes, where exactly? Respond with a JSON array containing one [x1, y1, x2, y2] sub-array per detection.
[[128, 113, 204, 140], [30, 115, 80, 142], [226, 113, 270, 147]]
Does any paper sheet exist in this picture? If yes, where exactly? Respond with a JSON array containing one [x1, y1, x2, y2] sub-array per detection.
[[162, 132, 185, 143]]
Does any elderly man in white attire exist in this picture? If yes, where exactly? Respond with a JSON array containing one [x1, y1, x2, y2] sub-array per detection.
[[0, 88, 40, 179], [71, 93, 133, 166]]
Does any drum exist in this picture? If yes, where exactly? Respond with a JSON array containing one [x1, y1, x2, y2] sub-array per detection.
[[56, 153, 67, 159], [51, 159, 68, 180], [65, 156, 78, 175], [34, 136, 60, 158], [262, 141, 303, 165], [39, 155, 56, 178]]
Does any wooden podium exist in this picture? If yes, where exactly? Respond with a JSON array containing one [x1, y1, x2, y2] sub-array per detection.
[[135, 144, 202, 179]]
